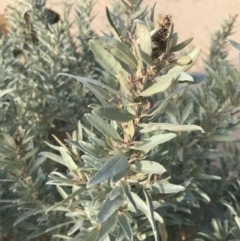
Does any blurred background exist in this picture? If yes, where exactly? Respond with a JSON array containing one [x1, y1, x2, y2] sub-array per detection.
[[1, 0, 240, 73]]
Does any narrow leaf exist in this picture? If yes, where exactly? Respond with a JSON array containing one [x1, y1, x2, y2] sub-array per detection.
[[181, 101, 193, 123], [118, 214, 133, 241], [140, 72, 178, 96], [121, 181, 137, 212], [130, 133, 176, 153], [150, 182, 185, 194], [135, 20, 152, 56], [40, 152, 65, 167], [87, 154, 129, 188], [169, 48, 201, 73], [144, 189, 158, 241], [60, 147, 78, 172], [131, 161, 166, 174], [229, 39, 240, 51], [95, 37, 138, 68], [85, 114, 123, 141], [96, 194, 124, 223], [96, 212, 118, 241], [93, 107, 135, 122], [170, 37, 193, 52], [110, 187, 123, 200], [131, 192, 163, 237], [89, 39, 127, 77], [172, 56, 192, 65], [83, 229, 98, 241], [106, 7, 121, 42], [146, 94, 175, 117], [195, 174, 221, 180], [206, 135, 235, 142], [139, 123, 204, 133]]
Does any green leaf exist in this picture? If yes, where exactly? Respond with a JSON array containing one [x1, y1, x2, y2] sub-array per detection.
[[84, 229, 98, 241], [229, 39, 240, 51], [206, 135, 236, 142], [194, 187, 210, 202], [146, 94, 175, 117], [48, 172, 78, 186], [181, 101, 193, 123], [65, 140, 107, 158], [69, 221, 90, 237], [118, 214, 133, 241], [87, 154, 129, 188], [145, 16, 154, 31], [169, 48, 201, 73], [96, 194, 124, 223], [85, 114, 123, 141], [121, 181, 137, 212], [23, 147, 39, 161], [96, 212, 118, 241], [165, 23, 174, 53], [150, 2, 157, 21], [117, 71, 132, 94], [95, 37, 138, 68], [131, 192, 163, 238], [0, 88, 14, 98], [112, 167, 130, 183], [56, 185, 68, 199], [92, 107, 135, 122], [137, 44, 154, 66], [110, 187, 123, 200], [106, 7, 121, 42], [195, 174, 221, 180], [40, 152, 65, 167], [58, 73, 118, 106], [130, 6, 148, 21], [144, 189, 158, 241], [140, 72, 179, 96], [139, 123, 205, 133], [130, 133, 176, 153], [89, 39, 128, 77], [13, 208, 42, 226], [171, 56, 192, 65], [46, 187, 85, 213], [116, 225, 126, 241], [130, 161, 166, 174], [81, 155, 102, 169], [150, 182, 185, 194], [2, 133, 16, 149], [30, 156, 46, 174], [22, 135, 34, 145], [135, 20, 152, 56], [59, 147, 78, 172], [170, 37, 193, 52]]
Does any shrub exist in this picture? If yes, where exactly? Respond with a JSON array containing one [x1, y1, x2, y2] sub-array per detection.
[[1, 0, 240, 240], [41, 4, 205, 241], [155, 15, 240, 241]]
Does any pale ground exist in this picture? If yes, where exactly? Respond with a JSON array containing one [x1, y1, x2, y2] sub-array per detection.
[[1, 0, 240, 73]]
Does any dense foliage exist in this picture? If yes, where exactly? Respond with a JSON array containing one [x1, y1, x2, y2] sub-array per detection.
[[0, 0, 240, 241]]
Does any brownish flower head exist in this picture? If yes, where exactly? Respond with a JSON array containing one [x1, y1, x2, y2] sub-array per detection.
[[157, 14, 172, 29]]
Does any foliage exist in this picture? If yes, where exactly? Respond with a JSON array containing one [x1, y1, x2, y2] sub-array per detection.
[[1, 0, 240, 241], [156, 15, 240, 241], [39, 4, 205, 241], [0, 0, 101, 146], [0, 0, 101, 240]]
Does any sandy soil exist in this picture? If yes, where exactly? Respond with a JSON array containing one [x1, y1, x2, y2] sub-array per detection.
[[1, 0, 240, 73]]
